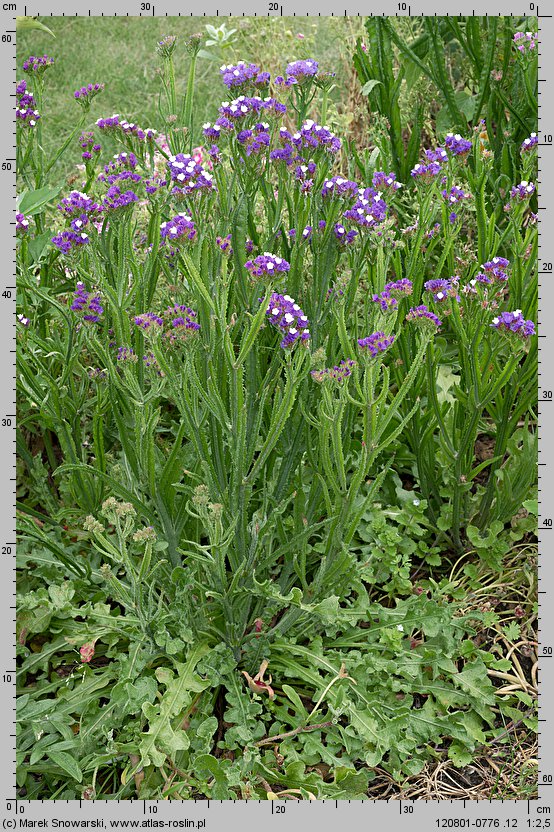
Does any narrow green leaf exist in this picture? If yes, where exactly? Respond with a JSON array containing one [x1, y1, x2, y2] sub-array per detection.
[[361, 79, 382, 96], [46, 751, 83, 783], [180, 252, 216, 312], [234, 286, 272, 368], [18, 186, 61, 216]]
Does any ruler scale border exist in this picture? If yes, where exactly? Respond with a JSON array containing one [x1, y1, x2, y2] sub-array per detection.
[[6, 2, 550, 826]]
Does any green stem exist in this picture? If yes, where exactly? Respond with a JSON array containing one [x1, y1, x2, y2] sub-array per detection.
[[44, 115, 87, 175], [451, 408, 481, 550], [184, 52, 198, 153]]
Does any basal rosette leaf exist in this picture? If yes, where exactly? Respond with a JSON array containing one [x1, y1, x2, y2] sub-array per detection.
[[222, 671, 267, 749], [139, 643, 211, 768]]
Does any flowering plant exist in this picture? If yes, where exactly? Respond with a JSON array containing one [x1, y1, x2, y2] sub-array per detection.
[[16, 27, 537, 800]]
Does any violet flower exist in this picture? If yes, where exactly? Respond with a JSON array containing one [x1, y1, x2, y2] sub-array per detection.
[[265, 292, 310, 348], [357, 332, 395, 357]]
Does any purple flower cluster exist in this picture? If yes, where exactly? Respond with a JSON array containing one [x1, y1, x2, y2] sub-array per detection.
[[371, 277, 413, 312], [17, 313, 30, 328], [143, 352, 163, 374], [70, 215, 92, 232], [23, 55, 54, 74], [265, 292, 310, 348], [202, 119, 233, 140], [145, 175, 168, 195], [104, 152, 138, 174], [237, 124, 271, 156], [384, 278, 413, 297], [491, 310, 535, 339], [71, 282, 103, 322], [521, 133, 538, 152], [280, 120, 341, 154], [157, 35, 177, 57], [333, 223, 357, 245], [343, 187, 387, 228], [217, 234, 233, 255], [160, 213, 197, 244], [96, 114, 157, 142], [357, 331, 395, 357], [16, 80, 40, 128], [442, 186, 471, 204], [411, 161, 442, 180], [473, 273, 492, 287], [52, 230, 90, 254], [274, 75, 298, 88], [16, 213, 30, 235], [58, 191, 100, 220], [117, 346, 137, 362], [322, 176, 358, 199], [372, 171, 403, 192], [424, 277, 459, 303], [133, 312, 164, 332], [311, 359, 355, 384], [79, 132, 101, 160], [128, 306, 201, 348], [510, 181, 535, 200], [293, 161, 317, 190], [98, 170, 142, 190], [372, 290, 398, 313], [245, 252, 290, 277], [166, 153, 215, 195], [444, 133, 472, 156], [163, 305, 201, 343], [96, 114, 120, 130], [480, 257, 510, 282], [217, 96, 286, 123], [207, 144, 221, 164], [288, 226, 313, 242], [220, 61, 261, 88], [101, 186, 139, 213], [270, 144, 294, 166], [513, 31, 537, 53], [406, 305, 442, 330], [425, 147, 448, 163], [74, 83, 105, 106], [285, 59, 318, 79]]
